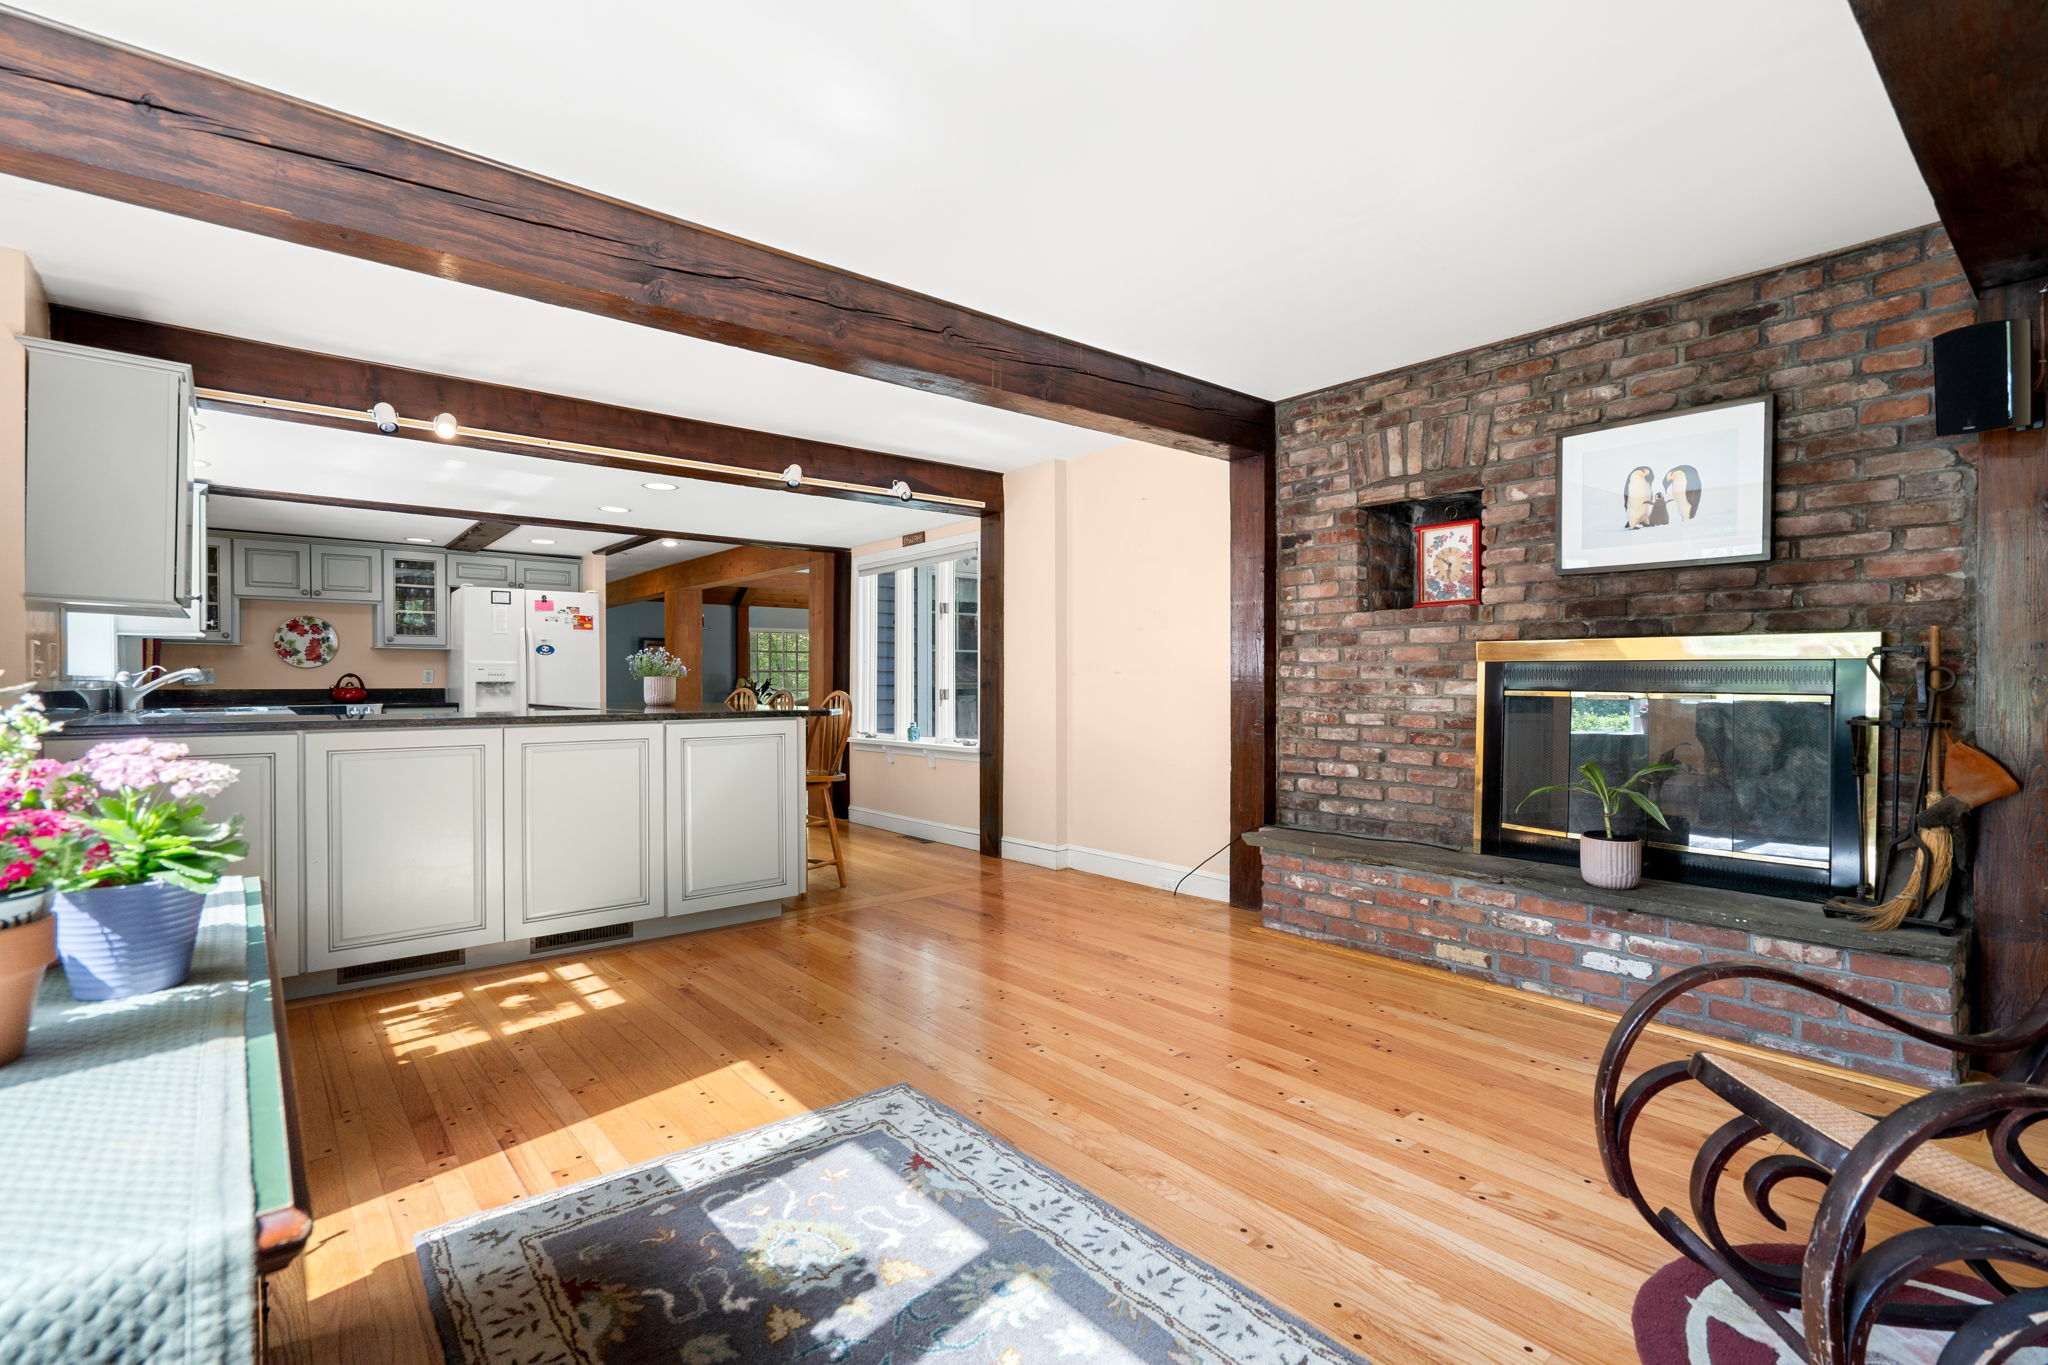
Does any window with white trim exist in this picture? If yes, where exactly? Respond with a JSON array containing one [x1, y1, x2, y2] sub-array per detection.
[[855, 537, 979, 747]]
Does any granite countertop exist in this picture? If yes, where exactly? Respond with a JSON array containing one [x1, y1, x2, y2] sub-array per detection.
[[46, 704, 833, 738]]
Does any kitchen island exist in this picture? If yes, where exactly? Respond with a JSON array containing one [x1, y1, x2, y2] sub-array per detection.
[[45, 705, 826, 995]]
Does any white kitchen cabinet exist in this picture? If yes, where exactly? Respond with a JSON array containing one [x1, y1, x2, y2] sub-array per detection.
[[513, 559, 582, 590], [44, 731, 302, 973], [665, 718, 804, 913], [302, 729, 505, 971], [23, 337, 198, 617], [308, 543, 383, 602], [235, 539, 312, 600], [505, 725, 665, 935], [378, 548, 447, 648], [117, 533, 234, 642]]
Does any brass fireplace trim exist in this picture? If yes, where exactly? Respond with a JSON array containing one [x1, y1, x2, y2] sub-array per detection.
[[1471, 631, 1882, 865]]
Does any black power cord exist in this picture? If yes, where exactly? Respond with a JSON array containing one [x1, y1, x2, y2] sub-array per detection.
[[1170, 829, 1473, 897]]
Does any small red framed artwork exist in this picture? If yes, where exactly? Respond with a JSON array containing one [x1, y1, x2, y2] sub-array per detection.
[[1414, 518, 1482, 606]]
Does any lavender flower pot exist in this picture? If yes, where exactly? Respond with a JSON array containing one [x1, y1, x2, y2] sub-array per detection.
[[1579, 833, 1644, 891], [53, 881, 205, 1001]]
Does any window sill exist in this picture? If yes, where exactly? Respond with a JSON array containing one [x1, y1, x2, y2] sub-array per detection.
[[851, 738, 982, 764]]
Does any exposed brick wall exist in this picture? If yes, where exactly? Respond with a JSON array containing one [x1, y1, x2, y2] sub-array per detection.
[[1262, 849, 1962, 1086], [1275, 225, 1976, 845]]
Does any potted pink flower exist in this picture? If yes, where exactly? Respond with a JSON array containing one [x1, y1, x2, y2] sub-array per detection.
[[0, 687, 98, 1061], [42, 737, 248, 1000]]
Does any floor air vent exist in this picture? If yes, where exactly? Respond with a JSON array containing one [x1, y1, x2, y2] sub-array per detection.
[[336, 948, 466, 984], [530, 922, 634, 953]]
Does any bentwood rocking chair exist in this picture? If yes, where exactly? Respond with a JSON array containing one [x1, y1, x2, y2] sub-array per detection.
[[1597, 961, 2048, 1364]]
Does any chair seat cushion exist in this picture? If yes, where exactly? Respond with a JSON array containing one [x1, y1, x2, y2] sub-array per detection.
[[1692, 1052, 2048, 1242]]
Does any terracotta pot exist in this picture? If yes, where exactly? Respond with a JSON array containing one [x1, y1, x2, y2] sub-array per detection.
[[0, 892, 56, 1066], [1580, 832, 1644, 891], [53, 881, 205, 1001], [642, 675, 678, 707]]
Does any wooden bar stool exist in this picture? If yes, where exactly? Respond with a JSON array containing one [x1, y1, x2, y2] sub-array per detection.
[[806, 690, 853, 886], [723, 685, 758, 711]]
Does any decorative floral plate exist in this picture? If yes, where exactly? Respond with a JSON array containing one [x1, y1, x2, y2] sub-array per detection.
[[273, 614, 338, 668]]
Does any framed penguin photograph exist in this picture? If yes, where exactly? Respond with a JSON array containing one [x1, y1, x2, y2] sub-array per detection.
[[1414, 517, 1481, 606], [1555, 395, 1774, 575]]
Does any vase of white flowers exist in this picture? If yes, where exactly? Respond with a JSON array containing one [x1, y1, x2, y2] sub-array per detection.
[[44, 738, 247, 1001], [626, 646, 688, 708]]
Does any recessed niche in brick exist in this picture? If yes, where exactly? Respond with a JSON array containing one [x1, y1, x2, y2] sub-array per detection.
[[1358, 492, 1482, 612]]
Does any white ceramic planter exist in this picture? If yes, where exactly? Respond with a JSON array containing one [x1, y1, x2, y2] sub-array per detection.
[[1579, 833, 1644, 890], [642, 676, 678, 707]]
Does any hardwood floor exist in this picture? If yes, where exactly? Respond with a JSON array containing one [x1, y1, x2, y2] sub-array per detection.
[[266, 824, 1907, 1364]]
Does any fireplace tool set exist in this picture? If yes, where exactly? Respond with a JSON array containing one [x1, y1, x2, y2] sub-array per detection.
[[1828, 626, 2017, 932]]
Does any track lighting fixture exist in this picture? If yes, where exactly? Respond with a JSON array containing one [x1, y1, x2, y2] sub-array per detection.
[[432, 412, 460, 440], [371, 401, 399, 434], [890, 479, 913, 502], [781, 464, 803, 488]]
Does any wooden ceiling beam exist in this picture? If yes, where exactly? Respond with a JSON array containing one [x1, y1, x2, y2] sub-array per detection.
[[4, 15, 1273, 459], [207, 485, 843, 555], [597, 534, 658, 556], [608, 545, 813, 605], [444, 519, 519, 552], [1851, 0, 2048, 291], [49, 309, 1000, 514]]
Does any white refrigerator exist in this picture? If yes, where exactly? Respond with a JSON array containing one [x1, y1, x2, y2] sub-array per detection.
[[448, 586, 603, 711]]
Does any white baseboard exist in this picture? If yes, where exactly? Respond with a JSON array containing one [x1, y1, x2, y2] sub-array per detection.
[[847, 806, 981, 850], [1000, 836, 1230, 903]]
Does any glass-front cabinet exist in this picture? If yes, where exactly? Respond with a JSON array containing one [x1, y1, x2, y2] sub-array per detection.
[[379, 548, 447, 649], [199, 535, 236, 643]]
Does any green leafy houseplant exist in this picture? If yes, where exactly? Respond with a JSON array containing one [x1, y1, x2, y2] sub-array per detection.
[[1518, 760, 1677, 841]]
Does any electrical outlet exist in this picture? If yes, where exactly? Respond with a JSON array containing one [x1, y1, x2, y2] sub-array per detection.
[[422, 668, 435, 685]]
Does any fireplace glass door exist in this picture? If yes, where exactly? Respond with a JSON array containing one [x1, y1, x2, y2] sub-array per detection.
[[1482, 657, 1867, 897]]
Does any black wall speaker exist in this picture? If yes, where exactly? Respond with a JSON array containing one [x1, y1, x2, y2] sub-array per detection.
[[1934, 318, 2033, 436]]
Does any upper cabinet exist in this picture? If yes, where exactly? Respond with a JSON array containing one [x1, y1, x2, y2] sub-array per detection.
[[238, 539, 384, 602], [449, 553, 582, 591], [308, 543, 383, 602], [23, 337, 200, 618], [378, 548, 447, 649]]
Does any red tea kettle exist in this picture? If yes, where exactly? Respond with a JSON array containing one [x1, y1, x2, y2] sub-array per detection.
[[329, 672, 369, 704]]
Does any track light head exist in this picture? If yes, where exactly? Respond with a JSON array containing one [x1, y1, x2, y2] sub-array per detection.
[[371, 401, 399, 434], [890, 479, 913, 502], [781, 463, 803, 489], [431, 412, 459, 440]]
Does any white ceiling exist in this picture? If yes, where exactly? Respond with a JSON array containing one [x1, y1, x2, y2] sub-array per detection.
[[10, 0, 1935, 406], [194, 410, 966, 548]]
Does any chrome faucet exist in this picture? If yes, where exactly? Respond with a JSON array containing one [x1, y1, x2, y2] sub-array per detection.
[[113, 666, 216, 712]]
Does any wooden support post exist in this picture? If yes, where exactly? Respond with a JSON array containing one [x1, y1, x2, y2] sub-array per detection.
[[732, 587, 750, 687], [805, 553, 836, 709], [664, 588, 704, 710], [1229, 450, 1276, 909], [1969, 280, 2048, 1031]]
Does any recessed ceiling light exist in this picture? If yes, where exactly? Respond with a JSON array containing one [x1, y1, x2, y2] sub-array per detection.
[[660, 539, 679, 548], [191, 459, 211, 469], [530, 538, 557, 546], [641, 481, 677, 491], [598, 505, 630, 514], [404, 536, 434, 544]]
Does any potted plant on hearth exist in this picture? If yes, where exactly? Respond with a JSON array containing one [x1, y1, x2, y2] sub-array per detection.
[[42, 737, 247, 1001], [1517, 759, 1677, 891], [626, 645, 688, 707]]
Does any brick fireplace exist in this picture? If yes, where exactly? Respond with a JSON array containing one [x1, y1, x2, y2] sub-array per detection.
[[1259, 225, 1976, 1085]]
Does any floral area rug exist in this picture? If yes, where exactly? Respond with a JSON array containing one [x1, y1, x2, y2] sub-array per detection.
[[1633, 1243, 2048, 1364], [416, 1084, 1361, 1364]]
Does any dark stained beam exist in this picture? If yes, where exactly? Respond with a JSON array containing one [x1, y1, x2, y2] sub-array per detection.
[[208, 485, 843, 555], [50, 309, 1001, 514], [6, 17, 1273, 460], [979, 514, 1005, 859], [1851, 1, 2048, 291], [609, 544, 815, 606], [597, 534, 658, 556], [444, 519, 518, 552]]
